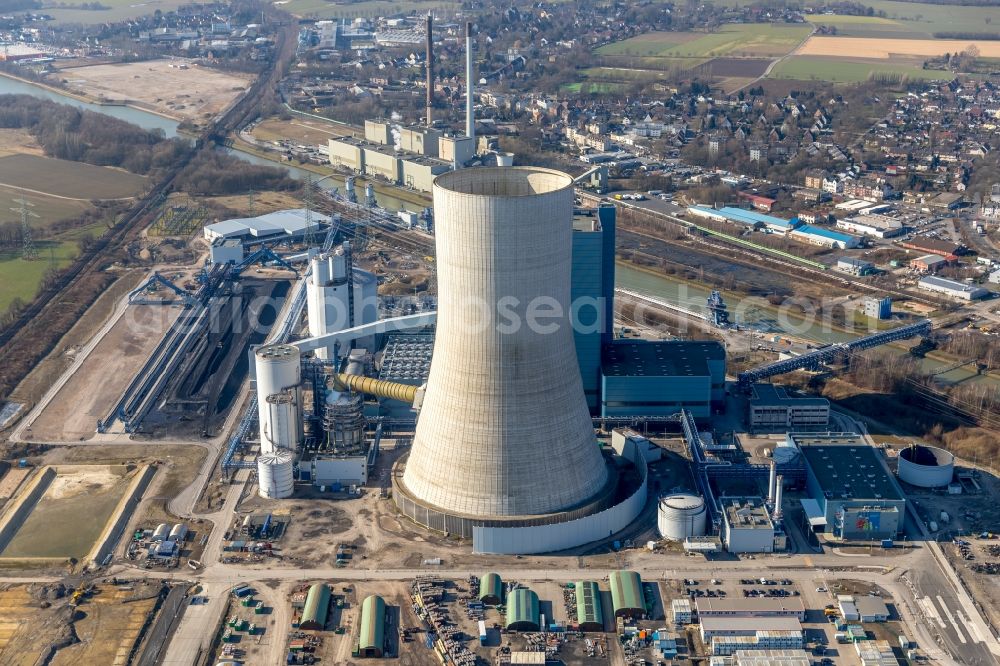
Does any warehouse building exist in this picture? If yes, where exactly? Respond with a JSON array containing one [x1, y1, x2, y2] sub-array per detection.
[[575, 581, 605, 632], [357, 595, 386, 657], [789, 224, 860, 249], [299, 583, 331, 630], [749, 384, 830, 432], [836, 214, 904, 238], [203, 209, 329, 243], [695, 598, 806, 621], [910, 254, 949, 273], [700, 617, 802, 641], [609, 570, 645, 618], [918, 275, 990, 301], [711, 631, 804, 656], [710, 650, 812, 666], [836, 257, 876, 276], [793, 433, 906, 540], [721, 497, 778, 553], [506, 588, 541, 631], [600, 340, 725, 420], [479, 573, 503, 605], [897, 238, 962, 259], [687, 205, 798, 233]]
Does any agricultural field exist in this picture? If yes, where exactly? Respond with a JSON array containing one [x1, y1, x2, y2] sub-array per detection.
[[276, 0, 456, 19], [803, 14, 928, 39], [45, 0, 190, 24], [799, 35, 1000, 59], [0, 154, 146, 200], [769, 56, 949, 83], [0, 238, 87, 313], [598, 24, 812, 61], [862, 0, 1000, 37]]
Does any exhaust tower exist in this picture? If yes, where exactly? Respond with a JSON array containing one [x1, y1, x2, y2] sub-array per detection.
[[425, 13, 434, 126], [394, 167, 612, 534]]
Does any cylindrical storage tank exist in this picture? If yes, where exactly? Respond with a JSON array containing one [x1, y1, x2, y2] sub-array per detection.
[[496, 152, 514, 167], [152, 523, 170, 542], [401, 167, 609, 518], [169, 523, 188, 542], [255, 344, 301, 453], [258, 450, 294, 499], [263, 391, 300, 453], [898, 444, 955, 488], [657, 494, 707, 541]]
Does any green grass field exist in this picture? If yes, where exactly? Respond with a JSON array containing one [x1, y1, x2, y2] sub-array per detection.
[[598, 23, 812, 60], [45, 0, 190, 24], [0, 184, 91, 230], [0, 154, 146, 200], [0, 239, 79, 313], [276, 0, 457, 18], [769, 56, 952, 83], [863, 0, 1000, 36], [803, 14, 927, 38]]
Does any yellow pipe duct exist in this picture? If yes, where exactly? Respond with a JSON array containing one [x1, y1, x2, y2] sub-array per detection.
[[334, 373, 419, 405]]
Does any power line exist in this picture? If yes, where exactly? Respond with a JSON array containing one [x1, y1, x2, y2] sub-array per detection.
[[11, 193, 38, 261]]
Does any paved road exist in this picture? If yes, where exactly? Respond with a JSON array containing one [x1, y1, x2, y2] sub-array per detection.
[[136, 584, 188, 666]]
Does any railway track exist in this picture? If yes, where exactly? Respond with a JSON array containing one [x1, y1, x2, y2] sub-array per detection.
[[0, 19, 297, 383]]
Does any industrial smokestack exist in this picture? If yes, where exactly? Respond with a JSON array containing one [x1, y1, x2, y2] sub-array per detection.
[[425, 13, 434, 127], [768, 460, 777, 503], [465, 21, 474, 144], [774, 475, 784, 520]]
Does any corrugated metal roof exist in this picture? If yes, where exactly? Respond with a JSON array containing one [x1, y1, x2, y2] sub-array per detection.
[[359, 595, 385, 654], [576, 581, 604, 628], [506, 588, 540, 630], [300, 583, 331, 629], [479, 573, 503, 603], [609, 570, 644, 616], [793, 224, 857, 243]]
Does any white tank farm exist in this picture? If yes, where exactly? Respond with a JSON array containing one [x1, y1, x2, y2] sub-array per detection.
[[897, 444, 955, 488], [258, 450, 295, 499], [255, 344, 302, 453], [658, 494, 707, 541]]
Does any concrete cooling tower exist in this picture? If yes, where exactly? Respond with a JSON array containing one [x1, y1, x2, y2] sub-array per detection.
[[394, 167, 615, 536]]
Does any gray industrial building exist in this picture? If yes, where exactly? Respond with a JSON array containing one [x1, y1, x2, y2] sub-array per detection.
[[792, 433, 906, 540], [600, 340, 725, 420], [203, 209, 329, 243], [748, 384, 829, 432], [721, 497, 778, 553]]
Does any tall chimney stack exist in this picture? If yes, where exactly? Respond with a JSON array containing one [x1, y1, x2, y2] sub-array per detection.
[[425, 13, 434, 127], [465, 21, 475, 144]]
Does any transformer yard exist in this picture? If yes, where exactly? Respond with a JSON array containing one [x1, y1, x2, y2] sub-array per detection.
[[0, 166, 998, 666]]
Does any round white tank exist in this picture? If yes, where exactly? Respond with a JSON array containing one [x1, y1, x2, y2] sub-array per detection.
[[657, 494, 707, 541], [255, 344, 301, 453], [258, 450, 294, 499], [496, 152, 514, 167], [898, 444, 954, 488], [311, 254, 332, 285]]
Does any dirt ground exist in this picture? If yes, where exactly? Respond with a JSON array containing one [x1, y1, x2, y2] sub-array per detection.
[[29, 304, 179, 441], [251, 117, 359, 145], [0, 581, 160, 665], [58, 59, 251, 123], [0, 128, 42, 158], [201, 190, 306, 217], [7, 269, 145, 411]]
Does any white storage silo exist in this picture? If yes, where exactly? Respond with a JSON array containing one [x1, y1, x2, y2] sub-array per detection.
[[306, 243, 378, 358], [258, 450, 294, 499], [657, 494, 707, 541], [255, 344, 302, 454]]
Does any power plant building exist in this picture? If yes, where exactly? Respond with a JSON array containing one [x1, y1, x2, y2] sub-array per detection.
[[203, 209, 329, 243], [721, 497, 777, 553], [748, 384, 830, 432], [600, 340, 725, 419], [393, 168, 646, 552], [793, 433, 906, 540], [306, 243, 378, 359]]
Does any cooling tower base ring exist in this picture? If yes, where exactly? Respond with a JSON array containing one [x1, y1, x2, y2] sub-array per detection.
[[391, 455, 620, 539]]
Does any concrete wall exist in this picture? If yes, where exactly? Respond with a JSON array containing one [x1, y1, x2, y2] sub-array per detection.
[[472, 456, 647, 554], [0, 467, 56, 554], [329, 139, 364, 171], [400, 159, 449, 193], [88, 465, 156, 565]]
